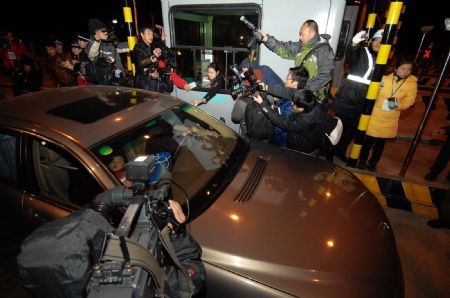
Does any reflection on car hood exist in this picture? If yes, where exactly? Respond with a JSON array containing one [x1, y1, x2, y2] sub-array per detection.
[[189, 142, 401, 297]]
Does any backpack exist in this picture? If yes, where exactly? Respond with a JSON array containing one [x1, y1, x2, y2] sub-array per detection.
[[17, 209, 114, 298], [315, 115, 343, 149], [245, 100, 275, 140]]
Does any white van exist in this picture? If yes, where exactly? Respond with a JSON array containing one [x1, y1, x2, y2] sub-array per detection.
[[160, 0, 350, 133]]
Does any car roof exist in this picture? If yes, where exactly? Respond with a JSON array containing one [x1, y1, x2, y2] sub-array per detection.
[[0, 86, 181, 147]]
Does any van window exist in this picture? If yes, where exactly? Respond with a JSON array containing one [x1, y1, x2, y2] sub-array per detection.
[[169, 4, 261, 87]]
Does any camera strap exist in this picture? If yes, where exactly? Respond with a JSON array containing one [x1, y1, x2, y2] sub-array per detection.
[[159, 226, 195, 298], [102, 235, 166, 297]]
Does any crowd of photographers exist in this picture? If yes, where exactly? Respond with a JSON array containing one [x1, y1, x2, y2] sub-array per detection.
[[0, 18, 185, 96], [1, 17, 419, 170]]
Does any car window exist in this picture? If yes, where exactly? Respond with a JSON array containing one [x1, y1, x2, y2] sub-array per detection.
[[92, 104, 249, 220], [0, 131, 18, 184], [30, 138, 103, 207]]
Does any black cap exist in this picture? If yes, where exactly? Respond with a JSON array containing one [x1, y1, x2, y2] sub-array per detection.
[[44, 39, 56, 48], [71, 41, 81, 49], [77, 33, 91, 42], [88, 18, 107, 34]]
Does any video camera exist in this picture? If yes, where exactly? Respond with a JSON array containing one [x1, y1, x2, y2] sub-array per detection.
[[87, 154, 188, 298], [240, 16, 263, 49], [106, 29, 120, 48], [18, 153, 198, 298], [229, 63, 262, 99], [146, 37, 176, 84]]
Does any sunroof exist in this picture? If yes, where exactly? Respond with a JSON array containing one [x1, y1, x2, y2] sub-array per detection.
[[47, 90, 158, 124]]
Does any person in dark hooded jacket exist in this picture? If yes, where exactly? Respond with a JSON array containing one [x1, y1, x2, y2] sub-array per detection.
[[253, 88, 327, 154], [258, 20, 334, 102]]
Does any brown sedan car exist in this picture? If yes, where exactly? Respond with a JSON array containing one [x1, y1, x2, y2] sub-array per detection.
[[0, 86, 403, 297]]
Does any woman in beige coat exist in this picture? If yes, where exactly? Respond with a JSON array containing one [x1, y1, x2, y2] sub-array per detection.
[[358, 57, 417, 171]]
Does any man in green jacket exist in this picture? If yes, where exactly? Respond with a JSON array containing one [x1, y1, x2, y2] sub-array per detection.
[[259, 20, 335, 102]]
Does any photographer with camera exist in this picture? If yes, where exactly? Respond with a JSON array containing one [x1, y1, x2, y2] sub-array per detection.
[[268, 66, 309, 147], [253, 87, 331, 155], [134, 25, 191, 94], [85, 18, 125, 86], [258, 20, 334, 102], [230, 57, 283, 138]]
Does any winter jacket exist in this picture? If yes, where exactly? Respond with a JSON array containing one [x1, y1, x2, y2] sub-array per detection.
[[86, 39, 125, 74], [272, 98, 293, 147], [133, 41, 155, 78], [0, 39, 27, 70], [133, 41, 187, 91], [264, 34, 335, 101], [367, 73, 417, 138], [260, 100, 326, 154], [203, 75, 225, 102], [332, 43, 377, 118]]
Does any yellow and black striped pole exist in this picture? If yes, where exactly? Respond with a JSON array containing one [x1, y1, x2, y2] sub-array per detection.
[[123, 0, 137, 76], [348, 0, 404, 167], [388, 4, 406, 61], [365, 1, 377, 39]]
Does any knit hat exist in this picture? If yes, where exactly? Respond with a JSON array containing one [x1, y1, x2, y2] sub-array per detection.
[[88, 18, 107, 34], [371, 29, 384, 40]]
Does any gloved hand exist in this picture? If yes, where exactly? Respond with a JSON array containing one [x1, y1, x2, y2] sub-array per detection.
[[352, 30, 367, 44]]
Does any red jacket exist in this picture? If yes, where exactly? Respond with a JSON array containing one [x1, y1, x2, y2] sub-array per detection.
[[1, 40, 27, 70]]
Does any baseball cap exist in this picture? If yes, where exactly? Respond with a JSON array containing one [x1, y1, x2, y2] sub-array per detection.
[[371, 29, 384, 40]]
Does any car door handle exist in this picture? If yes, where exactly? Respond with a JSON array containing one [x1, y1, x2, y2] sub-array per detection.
[[24, 208, 48, 223]]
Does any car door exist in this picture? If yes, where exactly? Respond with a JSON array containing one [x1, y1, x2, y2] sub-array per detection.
[[20, 134, 105, 230], [0, 128, 25, 236]]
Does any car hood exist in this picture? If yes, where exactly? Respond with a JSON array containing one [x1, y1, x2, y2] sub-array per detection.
[[189, 142, 402, 297]]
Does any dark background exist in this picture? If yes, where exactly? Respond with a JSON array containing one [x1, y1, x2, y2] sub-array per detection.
[[0, 0, 448, 58], [0, 0, 163, 44]]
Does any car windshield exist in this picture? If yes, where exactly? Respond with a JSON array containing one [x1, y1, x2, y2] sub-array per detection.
[[91, 104, 249, 221]]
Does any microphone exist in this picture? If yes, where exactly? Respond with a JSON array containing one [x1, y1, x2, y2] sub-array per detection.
[[240, 16, 256, 30]]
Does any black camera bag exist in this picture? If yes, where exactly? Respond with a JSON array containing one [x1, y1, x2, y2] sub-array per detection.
[[17, 208, 114, 298], [245, 100, 275, 140]]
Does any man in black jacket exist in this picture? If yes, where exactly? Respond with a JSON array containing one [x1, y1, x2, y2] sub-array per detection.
[[253, 88, 327, 154], [331, 29, 383, 162], [134, 25, 190, 93]]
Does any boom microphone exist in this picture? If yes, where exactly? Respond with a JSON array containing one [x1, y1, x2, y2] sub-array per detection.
[[240, 16, 256, 30]]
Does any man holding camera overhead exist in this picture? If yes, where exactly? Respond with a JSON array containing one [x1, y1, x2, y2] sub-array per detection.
[[85, 18, 125, 85], [258, 20, 334, 102]]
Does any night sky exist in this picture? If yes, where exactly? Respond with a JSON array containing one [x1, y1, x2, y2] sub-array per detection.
[[1, 0, 163, 44], [0, 0, 447, 58]]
